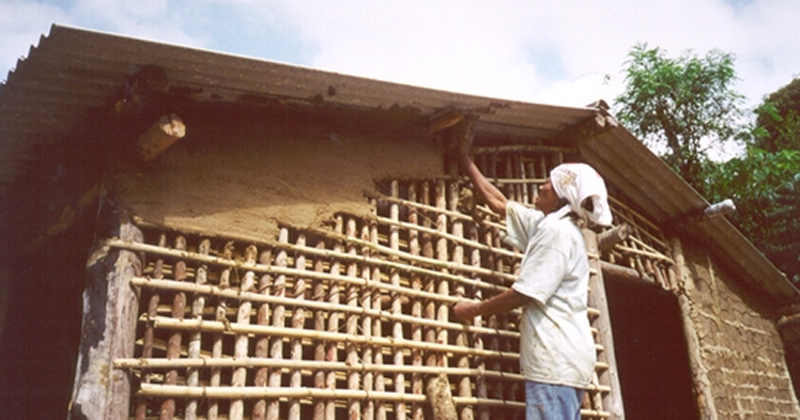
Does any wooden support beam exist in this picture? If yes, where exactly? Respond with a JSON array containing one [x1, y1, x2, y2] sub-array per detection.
[[137, 114, 186, 161], [68, 221, 143, 420]]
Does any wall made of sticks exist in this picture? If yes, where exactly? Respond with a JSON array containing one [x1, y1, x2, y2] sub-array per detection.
[[111, 146, 678, 420]]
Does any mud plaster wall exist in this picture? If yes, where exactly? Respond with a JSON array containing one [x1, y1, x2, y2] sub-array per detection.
[[680, 240, 800, 418], [114, 111, 445, 241]]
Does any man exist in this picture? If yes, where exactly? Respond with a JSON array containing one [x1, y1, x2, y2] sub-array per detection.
[[452, 131, 612, 420]]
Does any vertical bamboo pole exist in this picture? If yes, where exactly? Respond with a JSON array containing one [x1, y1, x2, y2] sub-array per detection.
[[230, 245, 257, 420], [360, 225, 375, 420], [326, 216, 344, 420], [136, 233, 167, 420], [289, 234, 307, 420], [345, 218, 362, 420], [516, 154, 528, 204], [267, 229, 290, 420], [408, 182, 425, 420], [421, 181, 438, 371], [469, 225, 488, 420], [504, 157, 515, 202], [161, 235, 188, 420], [313, 239, 328, 420], [390, 180, 407, 420], [450, 181, 473, 420], [526, 161, 536, 207], [208, 241, 234, 420], [370, 218, 387, 420], [253, 249, 274, 420], [435, 180, 450, 370], [486, 227, 505, 406], [185, 239, 210, 420]]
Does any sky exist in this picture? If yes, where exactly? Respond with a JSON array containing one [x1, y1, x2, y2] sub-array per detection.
[[0, 0, 798, 115]]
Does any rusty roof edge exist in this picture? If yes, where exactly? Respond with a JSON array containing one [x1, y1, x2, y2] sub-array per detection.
[[577, 117, 799, 304]]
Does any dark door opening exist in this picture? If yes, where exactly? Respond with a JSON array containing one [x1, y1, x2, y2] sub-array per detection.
[[604, 274, 699, 420]]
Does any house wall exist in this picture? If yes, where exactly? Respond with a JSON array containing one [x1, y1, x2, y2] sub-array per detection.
[[114, 109, 445, 241], [679, 240, 800, 418]]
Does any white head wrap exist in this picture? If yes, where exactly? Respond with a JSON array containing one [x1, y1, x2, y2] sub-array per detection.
[[550, 163, 613, 226]]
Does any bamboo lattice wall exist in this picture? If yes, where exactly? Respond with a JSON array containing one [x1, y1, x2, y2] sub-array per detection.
[[111, 145, 676, 420]]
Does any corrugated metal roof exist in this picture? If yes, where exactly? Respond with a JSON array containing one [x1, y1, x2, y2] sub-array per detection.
[[0, 24, 796, 304]]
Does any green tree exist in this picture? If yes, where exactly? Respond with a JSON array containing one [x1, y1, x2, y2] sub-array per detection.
[[615, 44, 745, 192], [704, 79, 800, 283], [755, 77, 800, 152]]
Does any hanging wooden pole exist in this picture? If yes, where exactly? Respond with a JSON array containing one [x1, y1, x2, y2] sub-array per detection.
[[137, 114, 186, 161]]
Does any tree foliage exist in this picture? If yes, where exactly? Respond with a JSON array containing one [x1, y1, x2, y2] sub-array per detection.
[[614, 44, 800, 283], [754, 76, 800, 152], [615, 44, 744, 192]]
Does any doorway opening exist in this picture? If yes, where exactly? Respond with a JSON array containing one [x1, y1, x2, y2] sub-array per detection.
[[604, 274, 699, 420]]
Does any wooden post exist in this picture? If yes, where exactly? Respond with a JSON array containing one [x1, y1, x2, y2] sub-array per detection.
[[671, 237, 718, 420], [68, 221, 143, 420], [583, 228, 625, 419]]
